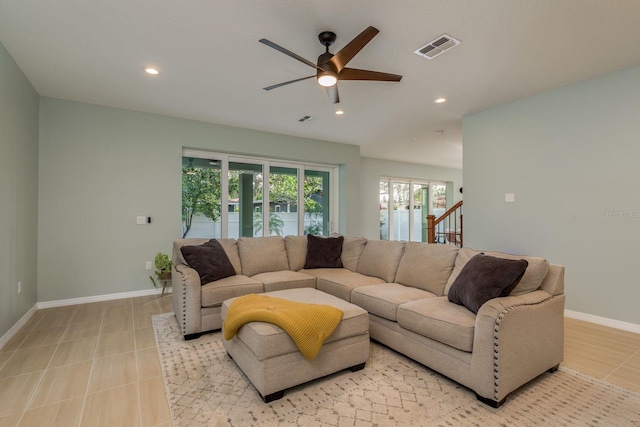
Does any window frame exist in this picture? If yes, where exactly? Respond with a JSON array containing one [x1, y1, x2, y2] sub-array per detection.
[[182, 149, 339, 238], [380, 177, 446, 242]]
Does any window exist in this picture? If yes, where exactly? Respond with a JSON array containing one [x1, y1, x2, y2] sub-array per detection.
[[380, 178, 446, 242], [182, 150, 337, 238]]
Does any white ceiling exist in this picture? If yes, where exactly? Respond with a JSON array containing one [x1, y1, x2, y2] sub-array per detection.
[[2, 1, 640, 169]]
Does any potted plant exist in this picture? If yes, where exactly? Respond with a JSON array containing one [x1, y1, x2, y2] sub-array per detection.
[[149, 252, 172, 288]]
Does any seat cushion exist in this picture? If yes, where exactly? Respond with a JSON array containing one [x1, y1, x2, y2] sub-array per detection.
[[221, 288, 369, 361], [394, 243, 458, 296], [238, 236, 289, 276], [300, 268, 352, 277], [201, 275, 263, 308], [252, 270, 316, 292], [351, 283, 436, 321], [397, 297, 476, 353], [317, 271, 385, 302], [356, 240, 405, 282]]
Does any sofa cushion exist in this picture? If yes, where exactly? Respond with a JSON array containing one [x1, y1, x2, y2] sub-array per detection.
[[397, 297, 476, 353], [444, 247, 482, 295], [485, 251, 549, 296], [317, 271, 386, 302], [444, 247, 548, 297], [352, 283, 436, 321], [394, 243, 458, 296], [201, 275, 263, 308], [238, 236, 289, 277], [284, 235, 307, 271], [447, 254, 528, 314], [216, 238, 243, 275], [300, 268, 352, 277], [252, 270, 316, 292], [341, 236, 367, 272], [174, 238, 242, 275], [180, 240, 237, 285], [304, 234, 344, 269], [356, 240, 405, 283]]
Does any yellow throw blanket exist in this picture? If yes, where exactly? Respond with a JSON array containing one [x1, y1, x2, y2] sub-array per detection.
[[223, 294, 344, 360]]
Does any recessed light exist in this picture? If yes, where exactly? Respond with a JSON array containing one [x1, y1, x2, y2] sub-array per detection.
[[406, 137, 416, 142], [434, 130, 445, 135], [434, 97, 446, 104], [144, 67, 159, 75], [335, 110, 344, 115]]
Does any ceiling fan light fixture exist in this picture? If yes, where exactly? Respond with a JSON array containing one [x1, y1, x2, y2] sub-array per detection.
[[317, 70, 337, 87]]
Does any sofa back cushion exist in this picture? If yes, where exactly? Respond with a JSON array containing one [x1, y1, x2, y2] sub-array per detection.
[[285, 235, 307, 271], [484, 250, 549, 296], [341, 236, 367, 271], [173, 238, 242, 275], [356, 240, 405, 282], [444, 247, 549, 296], [238, 236, 289, 276], [394, 243, 458, 296]]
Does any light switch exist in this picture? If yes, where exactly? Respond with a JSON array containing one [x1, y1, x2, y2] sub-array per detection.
[[136, 216, 146, 225], [505, 193, 515, 203]]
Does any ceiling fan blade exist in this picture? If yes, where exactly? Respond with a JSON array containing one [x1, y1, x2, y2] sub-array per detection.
[[263, 75, 315, 91], [259, 39, 325, 71], [325, 84, 339, 104], [328, 26, 379, 72], [338, 67, 402, 82]]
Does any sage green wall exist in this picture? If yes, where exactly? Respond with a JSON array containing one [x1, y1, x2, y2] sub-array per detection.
[[38, 98, 361, 301], [463, 64, 640, 325], [360, 157, 462, 240], [0, 42, 39, 337]]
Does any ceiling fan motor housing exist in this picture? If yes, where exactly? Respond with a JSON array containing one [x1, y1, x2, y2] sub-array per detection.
[[318, 31, 336, 48]]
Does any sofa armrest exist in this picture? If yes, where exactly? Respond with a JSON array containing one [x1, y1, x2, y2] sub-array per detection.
[[471, 290, 565, 404], [172, 263, 204, 336]]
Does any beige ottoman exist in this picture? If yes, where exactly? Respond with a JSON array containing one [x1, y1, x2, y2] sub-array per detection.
[[221, 288, 370, 402]]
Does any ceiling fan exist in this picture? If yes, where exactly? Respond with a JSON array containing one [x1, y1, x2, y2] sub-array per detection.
[[259, 26, 402, 104]]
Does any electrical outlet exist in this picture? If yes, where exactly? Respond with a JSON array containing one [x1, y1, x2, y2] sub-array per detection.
[[18, 281, 22, 294], [145, 261, 152, 270]]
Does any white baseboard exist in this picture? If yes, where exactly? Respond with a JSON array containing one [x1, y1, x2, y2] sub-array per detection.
[[565, 309, 640, 334], [0, 304, 38, 350], [37, 287, 172, 309]]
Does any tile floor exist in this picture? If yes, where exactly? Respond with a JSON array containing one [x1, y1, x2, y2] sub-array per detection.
[[0, 294, 639, 426], [0, 294, 173, 427]]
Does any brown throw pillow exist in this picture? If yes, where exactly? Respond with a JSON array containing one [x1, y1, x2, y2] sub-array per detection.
[[447, 254, 528, 314], [304, 235, 344, 269], [180, 239, 236, 285]]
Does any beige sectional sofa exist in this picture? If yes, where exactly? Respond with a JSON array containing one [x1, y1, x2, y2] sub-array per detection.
[[171, 235, 565, 407]]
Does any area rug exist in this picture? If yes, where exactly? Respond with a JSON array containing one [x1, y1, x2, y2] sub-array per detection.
[[152, 313, 640, 427]]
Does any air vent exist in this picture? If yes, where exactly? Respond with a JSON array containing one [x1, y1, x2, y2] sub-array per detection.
[[414, 34, 461, 60], [298, 115, 315, 123]]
